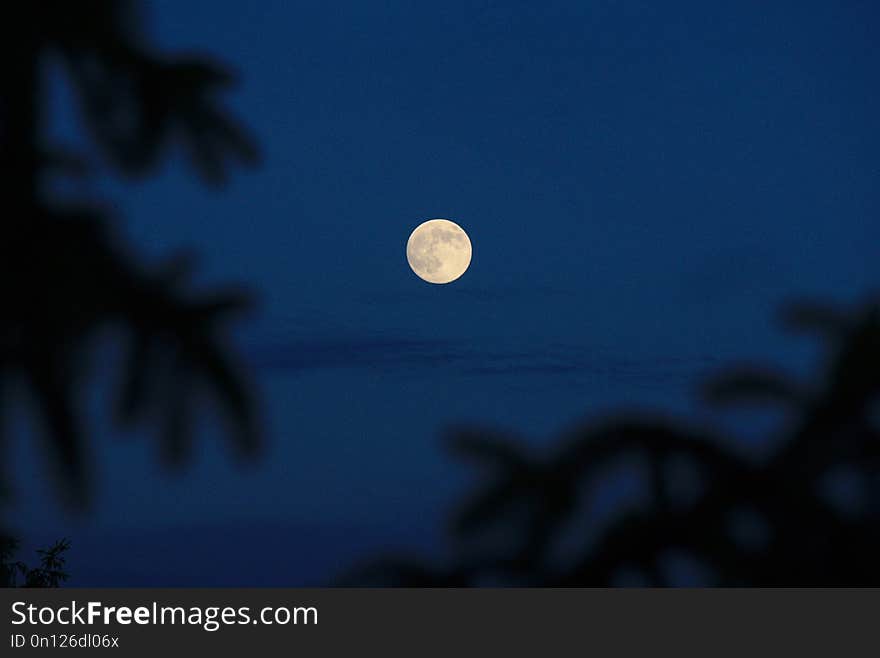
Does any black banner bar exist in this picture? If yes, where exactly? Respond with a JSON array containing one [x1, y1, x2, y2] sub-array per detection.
[[1, 589, 875, 656]]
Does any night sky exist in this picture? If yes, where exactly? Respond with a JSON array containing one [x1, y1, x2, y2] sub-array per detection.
[[10, 0, 880, 584]]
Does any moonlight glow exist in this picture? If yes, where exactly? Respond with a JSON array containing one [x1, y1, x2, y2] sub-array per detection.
[[406, 219, 472, 284]]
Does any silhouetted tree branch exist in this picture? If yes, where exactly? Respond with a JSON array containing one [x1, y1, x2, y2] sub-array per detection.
[[1, 1, 263, 574], [346, 298, 880, 586], [1, 538, 70, 588]]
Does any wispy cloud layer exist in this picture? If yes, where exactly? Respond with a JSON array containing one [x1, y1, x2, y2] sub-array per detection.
[[246, 332, 720, 386]]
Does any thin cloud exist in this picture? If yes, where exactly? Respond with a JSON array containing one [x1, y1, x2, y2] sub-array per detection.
[[246, 333, 719, 385]]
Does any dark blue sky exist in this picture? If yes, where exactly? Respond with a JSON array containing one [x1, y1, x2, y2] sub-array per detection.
[[11, 0, 880, 584]]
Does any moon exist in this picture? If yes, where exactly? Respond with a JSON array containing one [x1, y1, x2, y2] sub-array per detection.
[[406, 219, 472, 284]]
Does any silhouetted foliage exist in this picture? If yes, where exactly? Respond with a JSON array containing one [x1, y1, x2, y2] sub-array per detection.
[[1, 1, 261, 582], [1, 0, 260, 513], [346, 299, 880, 586], [1, 537, 70, 588]]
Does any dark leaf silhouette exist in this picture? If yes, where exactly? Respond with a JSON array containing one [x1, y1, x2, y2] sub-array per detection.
[[781, 299, 849, 338], [1, 0, 262, 510], [1, 538, 71, 588], [46, 1, 260, 183]]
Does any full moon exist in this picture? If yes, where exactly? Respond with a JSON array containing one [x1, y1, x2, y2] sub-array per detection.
[[406, 219, 472, 284]]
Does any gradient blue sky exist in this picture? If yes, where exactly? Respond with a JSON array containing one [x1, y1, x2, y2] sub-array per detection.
[[9, 0, 880, 584]]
